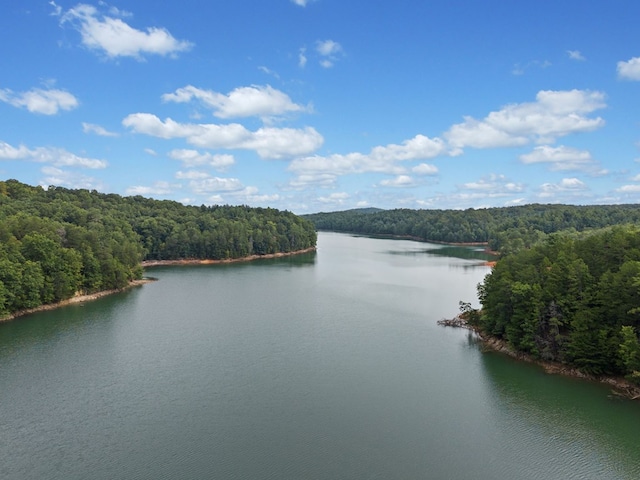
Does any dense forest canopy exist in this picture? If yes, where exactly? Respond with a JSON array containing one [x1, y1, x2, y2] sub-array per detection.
[[304, 204, 640, 254], [476, 225, 640, 383], [0, 179, 316, 317]]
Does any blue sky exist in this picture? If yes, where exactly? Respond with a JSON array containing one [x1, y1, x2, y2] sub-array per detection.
[[2, 1, 640, 213]]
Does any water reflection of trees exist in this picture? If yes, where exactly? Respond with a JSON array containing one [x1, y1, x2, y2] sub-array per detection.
[[476, 344, 640, 479]]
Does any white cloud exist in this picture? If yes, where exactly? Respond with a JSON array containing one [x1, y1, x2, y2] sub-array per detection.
[[289, 134, 447, 185], [459, 174, 524, 194], [317, 40, 341, 56], [318, 192, 350, 204], [122, 113, 323, 159], [168, 149, 235, 170], [520, 145, 599, 172], [59, 4, 193, 59], [49, 1, 62, 17], [316, 40, 343, 68], [39, 166, 104, 190], [0, 87, 79, 115], [0, 141, 107, 169], [288, 173, 337, 189], [175, 170, 211, 180], [228, 186, 280, 204], [567, 50, 586, 61], [616, 184, 640, 193], [617, 57, 640, 81], [538, 178, 588, 198], [445, 89, 606, 149], [189, 177, 244, 194], [162, 84, 309, 119], [176, 178, 280, 205], [291, 0, 313, 6], [380, 175, 415, 187], [144, 148, 158, 156], [412, 163, 438, 175], [82, 122, 119, 137], [126, 181, 180, 196]]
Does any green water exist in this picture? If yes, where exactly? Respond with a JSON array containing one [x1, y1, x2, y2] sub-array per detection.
[[1, 232, 639, 479]]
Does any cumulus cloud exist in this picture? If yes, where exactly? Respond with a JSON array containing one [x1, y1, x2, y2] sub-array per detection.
[[616, 184, 640, 193], [0, 141, 107, 169], [519, 145, 601, 172], [122, 113, 323, 159], [380, 175, 415, 187], [459, 174, 524, 194], [58, 3, 192, 59], [615, 174, 640, 194], [82, 122, 119, 137], [289, 134, 447, 187], [617, 57, 640, 80], [538, 178, 588, 199], [180, 181, 279, 205], [0, 87, 79, 115], [189, 177, 244, 194], [318, 192, 350, 204], [445, 89, 606, 150], [162, 84, 309, 119], [409, 175, 527, 210], [412, 163, 438, 175], [168, 149, 235, 170], [39, 166, 104, 190], [288, 173, 337, 189]]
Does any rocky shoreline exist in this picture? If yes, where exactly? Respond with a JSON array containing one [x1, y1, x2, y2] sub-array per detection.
[[438, 315, 640, 401]]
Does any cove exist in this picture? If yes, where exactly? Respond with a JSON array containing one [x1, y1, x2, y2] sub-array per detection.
[[1, 232, 639, 479]]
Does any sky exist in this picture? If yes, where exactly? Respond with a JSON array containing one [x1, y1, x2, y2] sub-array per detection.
[[1, 1, 640, 214]]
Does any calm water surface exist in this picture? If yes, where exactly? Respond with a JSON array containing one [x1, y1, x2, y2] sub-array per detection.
[[1, 232, 639, 479]]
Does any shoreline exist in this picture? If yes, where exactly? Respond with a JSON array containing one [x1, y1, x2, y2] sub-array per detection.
[[140, 246, 316, 267], [0, 247, 316, 322], [0, 278, 155, 323], [438, 316, 640, 400]]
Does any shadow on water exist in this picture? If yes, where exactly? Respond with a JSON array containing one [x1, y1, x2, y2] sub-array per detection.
[[474, 336, 640, 479], [0, 289, 138, 360]]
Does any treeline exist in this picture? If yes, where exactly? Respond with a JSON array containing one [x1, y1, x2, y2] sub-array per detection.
[[304, 204, 640, 254], [476, 225, 640, 382], [0, 180, 316, 317]]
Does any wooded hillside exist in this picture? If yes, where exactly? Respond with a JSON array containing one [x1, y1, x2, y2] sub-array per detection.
[[304, 204, 640, 254], [477, 226, 640, 382], [0, 180, 316, 317]]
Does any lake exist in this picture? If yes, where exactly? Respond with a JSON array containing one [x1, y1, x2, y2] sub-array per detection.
[[1, 232, 639, 479]]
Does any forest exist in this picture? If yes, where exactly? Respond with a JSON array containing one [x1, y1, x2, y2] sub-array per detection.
[[304, 204, 640, 255], [0, 179, 317, 317], [476, 225, 640, 383]]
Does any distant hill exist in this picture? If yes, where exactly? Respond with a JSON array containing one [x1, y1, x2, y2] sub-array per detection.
[[303, 203, 640, 253]]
